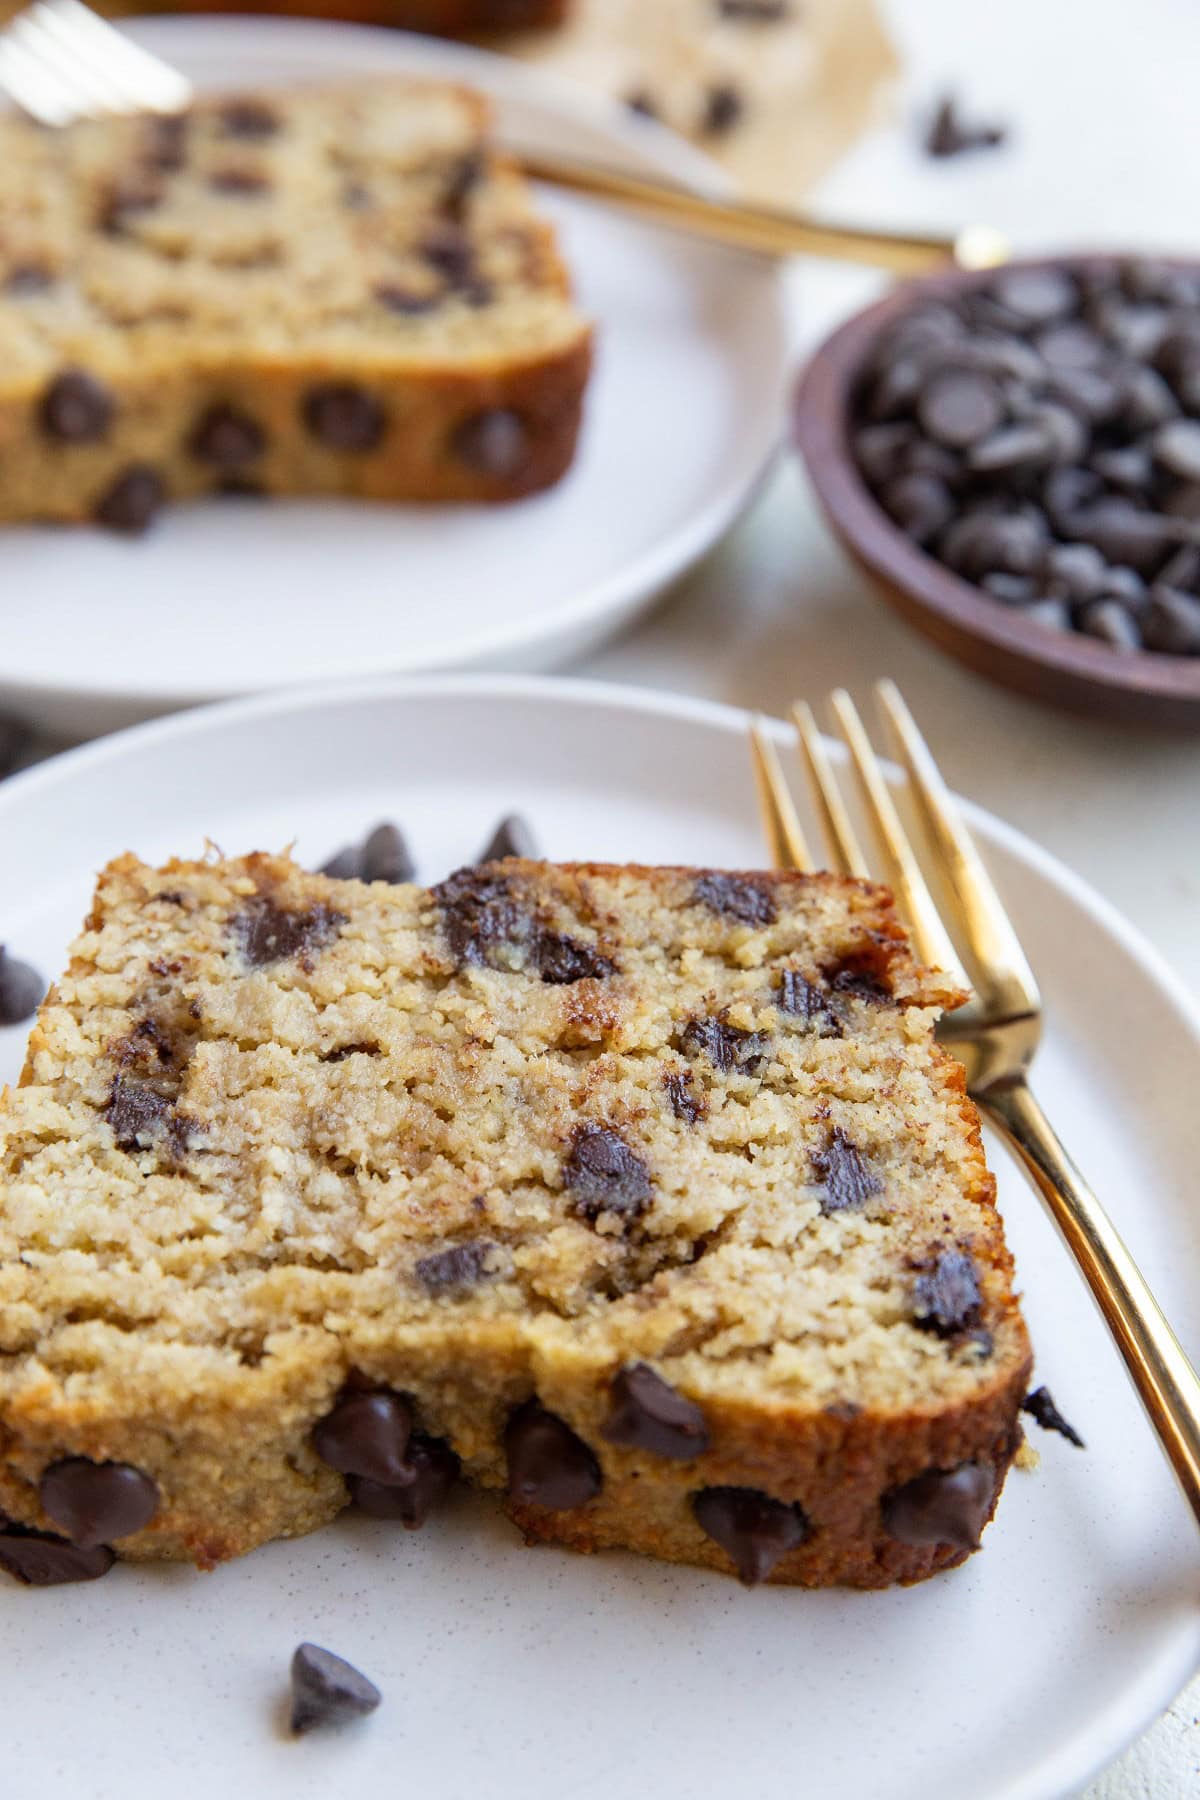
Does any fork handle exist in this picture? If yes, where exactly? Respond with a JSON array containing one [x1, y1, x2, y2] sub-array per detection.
[[982, 1077, 1200, 1524]]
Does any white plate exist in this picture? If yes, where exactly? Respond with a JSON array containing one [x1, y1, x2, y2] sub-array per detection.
[[1, 675, 1197, 1800], [0, 19, 789, 740]]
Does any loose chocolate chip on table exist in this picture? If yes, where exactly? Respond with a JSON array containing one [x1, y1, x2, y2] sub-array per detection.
[[691, 1486, 808, 1585], [0, 1525, 115, 1586], [322, 822, 415, 885], [564, 1123, 652, 1221], [1021, 1385, 1085, 1448], [813, 1129, 883, 1214], [313, 1390, 414, 1484], [0, 947, 44, 1025], [700, 83, 744, 137], [219, 99, 280, 139], [692, 871, 776, 926], [477, 812, 539, 864], [290, 1643, 382, 1735], [452, 408, 529, 479], [664, 1068, 706, 1125], [95, 465, 164, 535], [882, 1462, 992, 1551], [231, 897, 345, 967], [40, 369, 114, 444], [303, 383, 386, 453], [602, 1364, 709, 1460], [348, 1435, 460, 1528], [680, 1014, 769, 1074], [187, 403, 265, 469], [923, 93, 1007, 158], [1142, 586, 1200, 655], [415, 1240, 495, 1294], [506, 1400, 602, 1510], [912, 1250, 982, 1336], [39, 1458, 159, 1547]]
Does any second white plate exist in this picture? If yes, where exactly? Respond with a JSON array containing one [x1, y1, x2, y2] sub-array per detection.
[[0, 18, 789, 738]]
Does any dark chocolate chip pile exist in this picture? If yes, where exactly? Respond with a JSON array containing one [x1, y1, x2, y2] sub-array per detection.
[[851, 258, 1200, 656], [290, 1643, 382, 1736]]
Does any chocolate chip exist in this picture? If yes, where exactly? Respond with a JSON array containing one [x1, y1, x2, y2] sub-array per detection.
[[881, 1462, 992, 1551], [142, 112, 188, 172], [1036, 322, 1106, 370], [1022, 597, 1073, 633], [104, 1077, 174, 1150], [39, 1458, 159, 1547], [440, 150, 485, 221], [680, 1014, 769, 1074], [209, 169, 270, 196], [1065, 501, 1181, 575], [923, 93, 1007, 158], [347, 1434, 459, 1527], [99, 177, 163, 233], [1021, 1385, 1085, 1448], [534, 932, 616, 985], [0, 1525, 114, 1586], [912, 1250, 982, 1336], [0, 947, 43, 1025], [313, 1390, 413, 1484], [940, 510, 1047, 580], [718, 0, 790, 15], [1080, 599, 1142, 650], [219, 99, 279, 139], [415, 1240, 495, 1294], [813, 1129, 883, 1214], [981, 573, 1035, 605], [701, 83, 744, 137], [992, 268, 1076, 324], [602, 1364, 709, 1460], [880, 471, 955, 543], [1090, 444, 1154, 494], [303, 384, 386, 453], [374, 284, 440, 316], [5, 263, 54, 295], [692, 872, 776, 926], [966, 423, 1057, 474], [564, 1124, 652, 1222], [918, 372, 1004, 449], [322, 822, 415, 885], [777, 968, 841, 1033], [95, 465, 164, 535], [419, 222, 476, 287], [187, 404, 265, 468], [853, 422, 916, 486], [664, 1069, 706, 1125], [1153, 418, 1200, 483], [505, 1400, 601, 1510], [290, 1643, 381, 1735], [825, 957, 893, 1004], [1159, 543, 1200, 590], [1143, 585, 1200, 655], [40, 370, 114, 444], [230, 897, 345, 967], [1041, 541, 1109, 602], [0, 715, 30, 778], [691, 1486, 808, 1585], [435, 866, 527, 967], [452, 409, 529, 479], [625, 89, 659, 121], [477, 813, 539, 863]]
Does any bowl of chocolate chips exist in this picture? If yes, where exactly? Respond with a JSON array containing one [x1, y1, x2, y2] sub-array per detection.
[[795, 255, 1200, 725]]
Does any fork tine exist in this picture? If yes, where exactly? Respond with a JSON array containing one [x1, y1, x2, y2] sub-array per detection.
[[0, 31, 77, 123], [13, 10, 131, 116], [790, 701, 870, 879], [36, 0, 191, 111], [749, 717, 813, 872], [828, 688, 973, 991], [875, 679, 1039, 1017]]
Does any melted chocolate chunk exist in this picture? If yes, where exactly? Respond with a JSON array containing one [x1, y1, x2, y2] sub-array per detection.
[[680, 1014, 769, 1074], [303, 384, 386, 453], [533, 931, 616, 985], [440, 150, 485, 221], [99, 178, 163, 233], [95, 465, 164, 534], [505, 1401, 602, 1511], [813, 1130, 883, 1214], [435, 866, 530, 967], [5, 263, 54, 296], [564, 1124, 652, 1222], [664, 1069, 706, 1125], [692, 872, 776, 926], [209, 169, 270, 196], [777, 968, 841, 1033], [602, 1364, 709, 1461], [348, 1435, 459, 1528], [912, 1251, 982, 1336], [105, 1077, 173, 1151], [374, 284, 440, 316], [691, 1486, 808, 1585], [415, 1240, 495, 1295], [882, 1462, 993, 1551], [40, 370, 114, 444], [0, 948, 44, 1026], [321, 822, 415, 885], [452, 409, 529, 479], [290, 1643, 382, 1735], [219, 99, 280, 140], [230, 897, 344, 968], [477, 813, 539, 863], [1021, 1386, 1085, 1448], [188, 404, 266, 469], [0, 1525, 114, 1586], [313, 1390, 413, 1485], [142, 113, 188, 173], [38, 1459, 159, 1548], [701, 83, 744, 137], [825, 956, 893, 1003]]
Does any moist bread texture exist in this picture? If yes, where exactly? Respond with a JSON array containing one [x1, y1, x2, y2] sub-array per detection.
[[0, 854, 1030, 1587], [0, 81, 591, 531]]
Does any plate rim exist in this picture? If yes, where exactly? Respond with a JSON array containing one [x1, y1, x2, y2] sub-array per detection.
[[0, 15, 790, 729], [1, 668, 1197, 1799]]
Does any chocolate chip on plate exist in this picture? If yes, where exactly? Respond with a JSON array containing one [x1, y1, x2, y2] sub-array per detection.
[[321, 822, 415, 885], [602, 1364, 709, 1461], [0, 1525, 115, 1586], [40, 370, 114, 444], [290, 1643, 382, 1735], [691, 1486, 808, 1585], [0, 947, 44, 1025], [1021, 1385, 1085, 1448], [477, 813, 539, 863], [882, 1462, 992, 1551], [313, 1389, 414, 1484], [348, 1435, 460, 1528], [813, 1129, 883, 1214], [564, 1124, 652, 1221], [923, 93, 1008, 159], [505, 1400, 602, 1510], [38, 1458, 159, 1547]]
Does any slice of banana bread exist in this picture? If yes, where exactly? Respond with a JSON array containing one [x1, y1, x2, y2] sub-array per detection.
[[0, 853, 1030, 1588], [0, 81, 591, 532]]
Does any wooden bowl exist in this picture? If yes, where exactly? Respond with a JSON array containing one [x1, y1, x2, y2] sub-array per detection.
[[794, 256, 1200, 728]]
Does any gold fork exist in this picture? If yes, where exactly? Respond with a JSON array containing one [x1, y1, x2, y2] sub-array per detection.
[[750, 679, 1200, 1524]]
